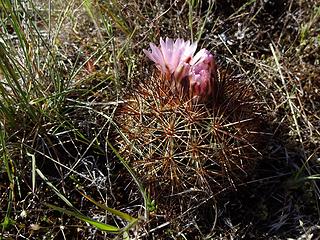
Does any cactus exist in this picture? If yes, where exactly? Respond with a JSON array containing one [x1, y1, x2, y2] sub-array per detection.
[[115, 38, 266, 227]]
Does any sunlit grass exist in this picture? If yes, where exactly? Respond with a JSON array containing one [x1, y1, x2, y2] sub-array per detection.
[[0, 0, 319, 239], [0, 0, 137, 237]]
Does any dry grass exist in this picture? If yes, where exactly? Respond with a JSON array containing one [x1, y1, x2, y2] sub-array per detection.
[[0, 0, 319, 239]]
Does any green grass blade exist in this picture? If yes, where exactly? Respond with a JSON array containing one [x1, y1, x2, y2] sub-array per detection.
[[27, 152, 36, 193], [305, 175, 320, 180], [100, 2, 131, 35], [36, 168, 74, 208], [78, 191, 138, 223], [45, 203, 120, 233], [196, 0, 214, 42], [106, 140, 150, 221], [0, 129, 15, 231]]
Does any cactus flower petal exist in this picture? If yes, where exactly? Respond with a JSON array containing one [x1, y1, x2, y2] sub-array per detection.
[[189, 49, 215, 98], [144, 37, 217, 102]]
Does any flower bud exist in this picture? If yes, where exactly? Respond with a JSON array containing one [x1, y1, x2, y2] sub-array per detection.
[[189, 50, 215, 101]]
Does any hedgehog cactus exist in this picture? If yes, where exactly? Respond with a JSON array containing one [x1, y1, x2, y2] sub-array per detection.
[[116, 38, 265, 218]]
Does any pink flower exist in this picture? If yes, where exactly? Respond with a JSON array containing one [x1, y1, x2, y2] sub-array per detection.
[[189, 49, 216, 100], [143, 37, 216, 102], [143, 37, 196, 81]]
